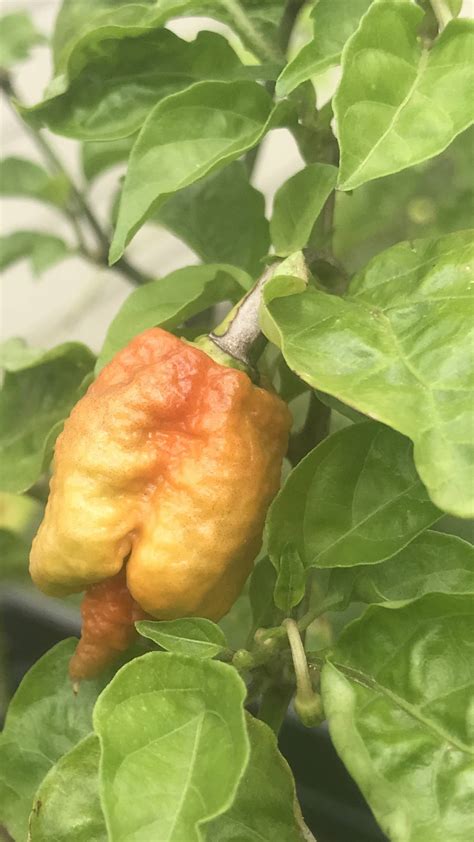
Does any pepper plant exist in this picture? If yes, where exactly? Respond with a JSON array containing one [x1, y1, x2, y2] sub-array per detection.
[[0, 1, 473, 841]]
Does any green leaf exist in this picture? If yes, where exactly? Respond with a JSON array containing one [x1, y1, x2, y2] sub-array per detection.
[[249, 556, 283, 633], [267, 422, 441, 570], [51, 0, 183, 76], [96, 263, 250, 371], [262, 230, 474, 517], [27, 30, 258, 141], [81, 136, 135, 182], [321, 594, 474, 842], [206, 714, 304, 841], [0, 640, 110, 842], [109, 81, 287, 263], [276, 0, 373, 96], [0, 157, 70, 207], [334, 126, 474, 272], [328, 530, 474, 609], [270, 163, 337, 256], [29, 734, 106, 842], [155, 162, 270, 277], [335, 5, 474, 190], [51, 0, 282, 79], [273, 544, 306, 613], [136, 618, 227, 659], [94, 652, 249, 842], [0, 231, 71, 276], [0, 340, 95, 493], [0, 11, 45, 68]]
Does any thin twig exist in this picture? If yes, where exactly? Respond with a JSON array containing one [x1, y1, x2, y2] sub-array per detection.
[[278, 0, 305, 54], [244, 0, 304, 177], [0, 74, 149, 286]]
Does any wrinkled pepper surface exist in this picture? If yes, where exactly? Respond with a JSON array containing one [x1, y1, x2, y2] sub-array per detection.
[[30, 328, 291, 680]]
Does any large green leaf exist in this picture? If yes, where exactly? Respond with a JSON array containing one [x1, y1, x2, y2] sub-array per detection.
[[334, 127, 474, 272], [96, 263, 250, 371], [335, 4, 474, 190], [270, 163, 337, 256], [136, 618, 227, 659], [27, 30, 259, 141], [267, 422, 441, 570], [155, 162, 270, 277], [29, 734, 106, 842], [0, 157, 69, 207], [81, 136, 135, 182], [261, 231, 474, 517], [51, 0, 181, 75], [0, 231, 71, 276], [0, 340, 95, 493], [0, 640, 110, 842], [109, 81, 287, 262], [321, 595, 474, 842], [51, 0, 282, 78], [327, 531, 474, 609], [94, 652, 249, 842], [206, 714, 305, 841], [276, 0, 373, 96], [0, 11, 45, 68]]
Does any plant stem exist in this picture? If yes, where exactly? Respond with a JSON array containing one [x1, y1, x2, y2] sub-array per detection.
[[0, 75, 149, 286], [430, 0, 452, 30], [208, 262, 278, 367], [278, 0, 305, 53], [243, 0, 304, 177], [284, 619, 312, 699], [218, 0, 281, 62]]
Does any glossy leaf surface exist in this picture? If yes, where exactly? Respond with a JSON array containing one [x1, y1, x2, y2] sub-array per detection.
[[206, 714, 304, 841], [94, 652, 249, 841], [270, 163, 337, 256], [28, 30, 256, 141], [267, 422, 441, 570], [109, 81, 282, 262], [335, 5, 474, 189], [321, 595, 474, 842], [0, 640, 109, 842], [261, 231, 474, 516], [276, 0, 373, 96], [136, 618, 227, 659], [29, 734, 106, 842], [328, 531, 474, 609]]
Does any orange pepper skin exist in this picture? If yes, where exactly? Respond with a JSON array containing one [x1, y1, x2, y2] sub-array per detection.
[[68, 570, 144, 682], [30, 328, 291, 623]]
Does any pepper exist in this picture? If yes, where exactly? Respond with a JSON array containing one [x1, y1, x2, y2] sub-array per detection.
[[30, 327, 291, 681]]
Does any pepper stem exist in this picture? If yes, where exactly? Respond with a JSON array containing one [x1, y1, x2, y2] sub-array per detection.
[[209, 262, 279, 368]]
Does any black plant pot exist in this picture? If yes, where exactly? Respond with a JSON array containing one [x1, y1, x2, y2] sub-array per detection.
[[0, 589, 386, 841]]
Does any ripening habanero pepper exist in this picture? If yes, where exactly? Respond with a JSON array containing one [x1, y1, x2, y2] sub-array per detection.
[[30, 327, 291, 681]]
